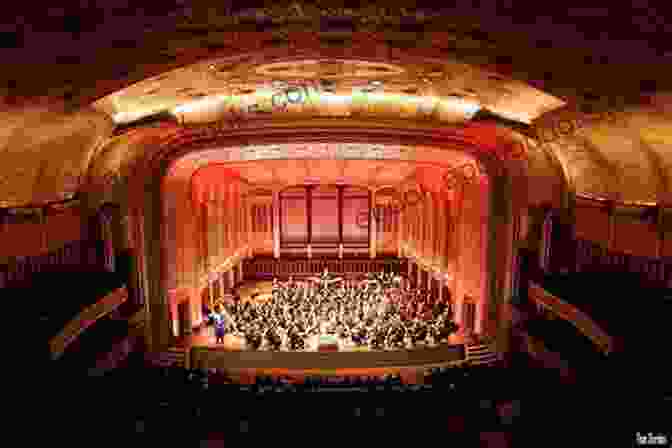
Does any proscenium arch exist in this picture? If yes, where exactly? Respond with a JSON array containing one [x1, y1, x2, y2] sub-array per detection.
[[124, 122, 526, 353]]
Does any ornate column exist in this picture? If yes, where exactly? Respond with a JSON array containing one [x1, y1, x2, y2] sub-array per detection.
[[206, 187, 216, 271], [485, 159, 524, 356], [307, 186, 313, 259], [338, 186, 344, 259], [414, 200, 420, 256], [441, 194, 450, 269], [221, 183, 229, 256], [243, 190, 250, 250], [369, 189, 377, 259], [236, 184, 242, 251], [228, 184, 235, 256], [134, 171, 172, 352], [451, 181, 465, 331], [217, 186, 225, 264], [245, 191, 253, 252], [425, 192, 433, 260], [475, 176, 490, 335], [238, 259, 244, 284], [230, 185, 237, 252], [434, 194, 441, 265], [422, 195, 429, 259], [273, 190, 280, 259], [237, 186, 244, 251]]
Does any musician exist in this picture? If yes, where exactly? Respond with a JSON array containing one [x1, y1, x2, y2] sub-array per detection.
[[209, 305, 235, 344]]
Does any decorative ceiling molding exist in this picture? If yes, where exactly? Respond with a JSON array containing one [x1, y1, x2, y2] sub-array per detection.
[[0, 107, 114, 209], [98, 54, 561, 128]]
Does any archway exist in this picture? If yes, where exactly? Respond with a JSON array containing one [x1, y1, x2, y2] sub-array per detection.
[[120, 122, 526, 354]]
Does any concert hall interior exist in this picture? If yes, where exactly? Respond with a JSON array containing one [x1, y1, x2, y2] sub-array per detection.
[[4, 1, 672, 444]]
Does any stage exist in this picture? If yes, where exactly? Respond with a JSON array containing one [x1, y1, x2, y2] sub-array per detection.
[[175, 279, 468, 373]]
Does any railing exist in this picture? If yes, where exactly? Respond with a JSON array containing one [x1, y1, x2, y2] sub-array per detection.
[[575, 238, 671, 288], [244, 257, 406, 280], [49, 286, 129, 360], [528, 283, 614, 355], [190, 344, 465, 371]]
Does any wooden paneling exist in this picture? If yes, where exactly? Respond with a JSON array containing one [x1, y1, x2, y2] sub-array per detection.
[[663, 236, 672, 259], [0, 221, 44, 257], [612, 216, 658, 257], [574, 205, 610, 244], [45, 208, 82, 252]]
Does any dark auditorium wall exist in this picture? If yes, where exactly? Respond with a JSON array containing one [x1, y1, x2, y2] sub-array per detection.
[[574, 197, 669, 259], [520, 198, 671, 289], [611, 207, 659, 257], [574, 200, 609, 244]]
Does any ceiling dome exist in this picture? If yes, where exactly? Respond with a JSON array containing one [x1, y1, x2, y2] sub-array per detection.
[[532, 99, 672, 205]]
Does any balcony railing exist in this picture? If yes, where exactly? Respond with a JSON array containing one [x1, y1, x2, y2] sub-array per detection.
[[49, 286, 130, 360], [528, 283, 614, 355]]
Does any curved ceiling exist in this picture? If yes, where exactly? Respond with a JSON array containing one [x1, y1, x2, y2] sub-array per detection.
[[177, 142, 480, 199], [0, 4, 671, 209], [531, 103, 672, 205], [0, 105, 113, 208], [93, 56, 563, 126]]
